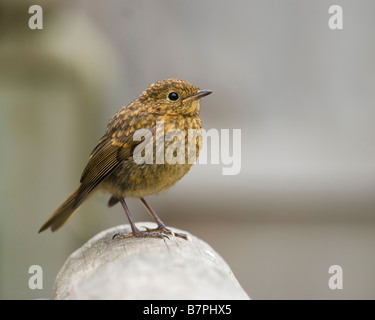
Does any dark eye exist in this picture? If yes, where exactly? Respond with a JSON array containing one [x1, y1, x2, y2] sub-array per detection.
[[168, 92, 179, 101]]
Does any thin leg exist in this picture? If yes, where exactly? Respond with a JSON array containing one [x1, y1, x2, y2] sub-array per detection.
[[113, 198, 167, 240], [140, 197, 188, 240]]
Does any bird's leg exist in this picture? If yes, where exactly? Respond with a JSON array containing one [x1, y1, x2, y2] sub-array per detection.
[[113, 198, 168, 240], [140, 197, 188, 240]]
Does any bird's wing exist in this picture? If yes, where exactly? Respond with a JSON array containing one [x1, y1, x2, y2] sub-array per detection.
[[76, 119, 154, 206]]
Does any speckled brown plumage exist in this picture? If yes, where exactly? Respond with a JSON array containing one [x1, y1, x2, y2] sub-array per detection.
[[38, 79, 211, 239]]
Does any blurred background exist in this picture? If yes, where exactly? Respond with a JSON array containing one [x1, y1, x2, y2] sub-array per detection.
[[1, 0, 375, 299]]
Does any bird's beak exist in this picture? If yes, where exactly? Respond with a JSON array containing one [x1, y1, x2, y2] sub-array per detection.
[[184, 90, 212, 102]]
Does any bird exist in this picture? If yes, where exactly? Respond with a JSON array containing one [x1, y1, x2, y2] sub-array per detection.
[[38, 78, 212, 240]]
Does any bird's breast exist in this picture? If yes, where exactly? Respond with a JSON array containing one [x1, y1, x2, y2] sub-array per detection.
[[101, 115, 202, 199]]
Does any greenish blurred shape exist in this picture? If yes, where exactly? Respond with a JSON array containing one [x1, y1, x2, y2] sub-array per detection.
[[0, 0, 120, 299]]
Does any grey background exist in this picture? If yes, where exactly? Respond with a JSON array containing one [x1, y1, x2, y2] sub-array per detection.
[[1, 0, 374, 299]]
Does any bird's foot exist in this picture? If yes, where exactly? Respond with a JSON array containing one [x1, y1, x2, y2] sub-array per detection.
[[142, 225, 189, 240], [112, 229, 168, 240]]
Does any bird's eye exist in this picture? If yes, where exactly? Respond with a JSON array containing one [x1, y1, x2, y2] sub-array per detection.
[[168, 92, 179, 101]]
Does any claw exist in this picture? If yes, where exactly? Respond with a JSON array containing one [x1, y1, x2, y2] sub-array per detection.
[[141, 225, 188, 240], [113, 230, 169, 240]]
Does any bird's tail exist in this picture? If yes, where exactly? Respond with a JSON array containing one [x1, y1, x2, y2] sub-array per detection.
[[38, 187, 87, 233]]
